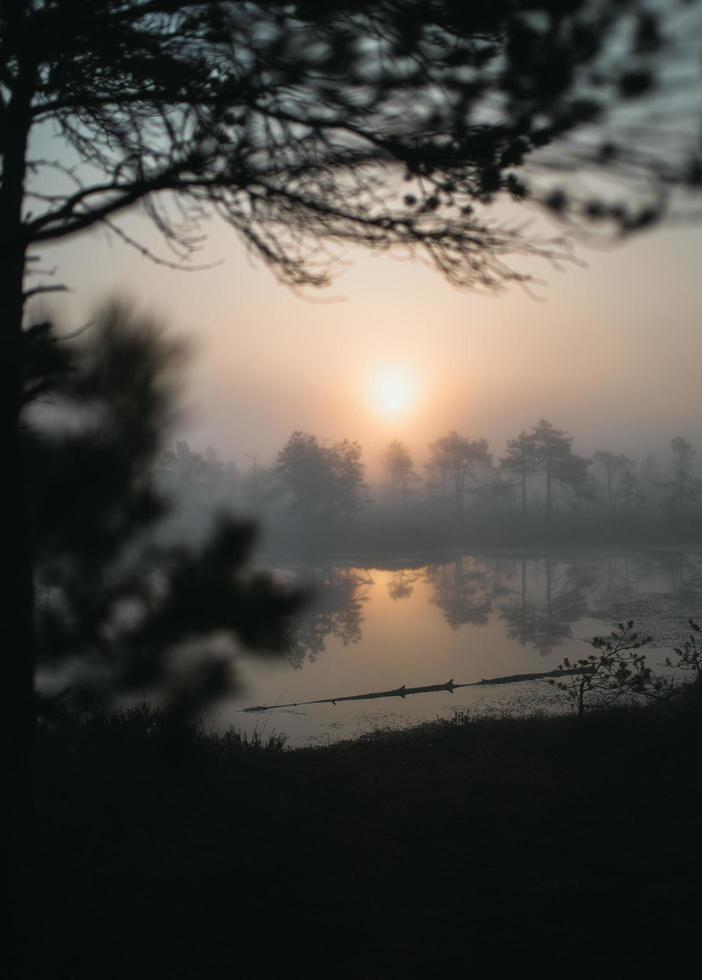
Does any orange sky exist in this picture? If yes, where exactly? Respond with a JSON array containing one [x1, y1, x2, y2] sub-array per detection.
[[41, 203, 702, 478]]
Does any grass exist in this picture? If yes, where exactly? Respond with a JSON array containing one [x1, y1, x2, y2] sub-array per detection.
[[10, 692, 702, 978]]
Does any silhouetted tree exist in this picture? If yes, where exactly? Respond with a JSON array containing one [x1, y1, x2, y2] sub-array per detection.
[[662, 436, 702, 517], [635, 451, 662, 512], [383, 440, 415, 507], [159, 441, 235, 502], [475, 472, 515, 514], [276, 431, 367, 523], [157, 440, 241, 541], [28, 301, 305, 717], [557, 451, 596, 513], [592, 450, 633, 516], [531, 419, 591, 523], [241, 459, 280, 515], [501, 431, 538, 520], [332, 439, 368, 518], [276, 433, 329, 521], [619, 469, 640, 515], [428, 431, 492, 515]]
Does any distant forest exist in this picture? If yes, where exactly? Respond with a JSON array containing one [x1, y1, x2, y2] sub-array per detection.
[[156, 422, 702, 553]]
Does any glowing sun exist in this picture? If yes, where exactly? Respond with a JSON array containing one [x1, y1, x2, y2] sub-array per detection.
[[369, 365, 419, 418]]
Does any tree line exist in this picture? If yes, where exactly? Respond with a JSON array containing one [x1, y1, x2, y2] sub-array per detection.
[[161, 423, 702, 534]]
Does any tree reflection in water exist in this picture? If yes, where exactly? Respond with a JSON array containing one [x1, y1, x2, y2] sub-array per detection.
[[498, 558, 590, 656], [286, 568, 371, 668], [426, 557, 511, 629], [590, 553, 702, 644], [387, 568, 424, 602], [282, 554, 702, 674], [658, 552, 702, 596]]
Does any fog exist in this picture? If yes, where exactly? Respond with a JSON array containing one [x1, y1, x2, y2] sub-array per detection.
[[151, 423, 702, 561], [41, 207, 702, 480], [31, 197, 701, 562]]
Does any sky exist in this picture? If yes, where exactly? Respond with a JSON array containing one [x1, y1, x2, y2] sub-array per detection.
[[38, 196, 702, 478]]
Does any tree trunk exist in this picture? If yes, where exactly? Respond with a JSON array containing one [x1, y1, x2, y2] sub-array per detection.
[[521, 463, 527, 522], [545, 458, 552, 525], [0, 39, 37, 926], [454, 468, 462, 514], [1, 246, 37, 973], [0, 250, 35, 778]]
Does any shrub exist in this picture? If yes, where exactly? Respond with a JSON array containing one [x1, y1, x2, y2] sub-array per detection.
[[666, 619, 702, 693], [548, 621, 673, 717]]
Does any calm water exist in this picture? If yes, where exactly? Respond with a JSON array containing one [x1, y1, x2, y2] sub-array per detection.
[[218, 549, 702, 746]]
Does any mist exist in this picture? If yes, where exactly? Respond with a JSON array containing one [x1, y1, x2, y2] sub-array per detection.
[[45, 219, 702, 478]]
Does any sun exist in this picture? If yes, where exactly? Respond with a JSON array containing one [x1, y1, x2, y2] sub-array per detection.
[[369, 365, 419, 418]]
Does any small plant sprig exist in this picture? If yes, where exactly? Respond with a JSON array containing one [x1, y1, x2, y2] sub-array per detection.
[[548, 621, 670, 717], [666, 619, 702, 693]]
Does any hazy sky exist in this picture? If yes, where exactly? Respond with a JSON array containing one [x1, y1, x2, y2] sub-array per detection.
[[39, 199, 702, 477]]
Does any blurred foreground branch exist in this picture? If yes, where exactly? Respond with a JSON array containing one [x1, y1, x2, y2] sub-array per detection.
[[27, 299, 307, 721]]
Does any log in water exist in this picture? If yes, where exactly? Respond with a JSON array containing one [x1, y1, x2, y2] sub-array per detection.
[[242, 666, 592, 712]]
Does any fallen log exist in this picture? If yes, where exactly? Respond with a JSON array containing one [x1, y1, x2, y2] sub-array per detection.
[[242, 666, 592, 712]]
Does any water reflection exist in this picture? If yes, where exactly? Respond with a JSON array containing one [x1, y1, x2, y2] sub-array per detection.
[[285, 552, 702, 665], [387, 568, 423, 602], [287, 567, 371, 668], [426, 557, 511, 628], [588, 551, 702, 643], [498, 558, 589, 655], [657, 552, 702, 595], [230, 550, 702, 746]]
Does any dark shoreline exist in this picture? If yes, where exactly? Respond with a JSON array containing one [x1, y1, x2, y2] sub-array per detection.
[[16, 694, 702, 977]]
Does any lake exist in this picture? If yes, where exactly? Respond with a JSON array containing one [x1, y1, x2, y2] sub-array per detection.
[[218, 549, 702, 746]]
